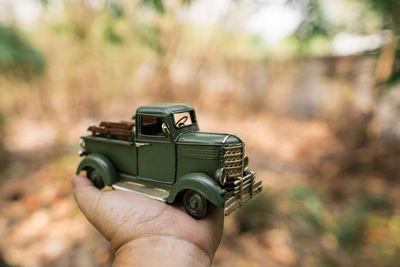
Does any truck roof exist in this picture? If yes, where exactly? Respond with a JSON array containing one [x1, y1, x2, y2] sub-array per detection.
[[136, 103, 194, 116]]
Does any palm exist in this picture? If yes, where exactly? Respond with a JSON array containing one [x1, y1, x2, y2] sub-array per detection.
[[72, 175, 224, 259]]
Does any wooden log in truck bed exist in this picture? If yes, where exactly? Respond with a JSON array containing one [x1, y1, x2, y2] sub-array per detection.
[[99, 121, 134, 130], [88, 120, 135, 137]]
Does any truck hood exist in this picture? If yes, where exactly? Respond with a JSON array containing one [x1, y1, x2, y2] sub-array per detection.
[[176, 131, 243, 145]]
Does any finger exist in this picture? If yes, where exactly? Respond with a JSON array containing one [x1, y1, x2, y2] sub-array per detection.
[[206, 207, 224, 255], [71, 175, 103, 226], [188, 206, 223, 257], [71, 174, 96, 188]]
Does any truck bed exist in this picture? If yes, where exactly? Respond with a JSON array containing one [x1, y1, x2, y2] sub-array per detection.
[[83, 136, 137, 175]]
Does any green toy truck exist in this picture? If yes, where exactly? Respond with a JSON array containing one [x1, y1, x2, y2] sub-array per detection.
[[76, 103, 262, 219]]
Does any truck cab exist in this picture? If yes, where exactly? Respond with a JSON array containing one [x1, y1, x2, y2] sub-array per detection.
[[134, 104, 198, 184], [77, 103, 262, 219]]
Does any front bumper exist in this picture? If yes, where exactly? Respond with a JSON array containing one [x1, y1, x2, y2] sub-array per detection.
[[224, 171, 263, 216]]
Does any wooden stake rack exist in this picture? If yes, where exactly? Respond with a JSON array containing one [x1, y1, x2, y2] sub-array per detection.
[[88, 121, 135, 137]]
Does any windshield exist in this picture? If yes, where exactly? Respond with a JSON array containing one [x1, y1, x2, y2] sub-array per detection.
[[173, 111, 195, 128]]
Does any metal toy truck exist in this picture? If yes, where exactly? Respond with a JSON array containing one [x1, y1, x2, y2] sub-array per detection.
[[76, 103, 262, 219]]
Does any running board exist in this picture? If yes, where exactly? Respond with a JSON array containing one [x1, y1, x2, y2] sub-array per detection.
[[112, 182, 169, 202]]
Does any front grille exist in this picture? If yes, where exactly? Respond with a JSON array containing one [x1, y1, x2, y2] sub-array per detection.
[[224, 144, 244, 180], [223, 143, 263, 216]]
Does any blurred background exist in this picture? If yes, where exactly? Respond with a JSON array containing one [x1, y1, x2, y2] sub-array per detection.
[[0, 0, 400, 266]]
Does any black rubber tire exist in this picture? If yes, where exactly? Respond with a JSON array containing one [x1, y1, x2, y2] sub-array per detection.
[[183, 190, 208, 219], [86, 167, 105, 189]]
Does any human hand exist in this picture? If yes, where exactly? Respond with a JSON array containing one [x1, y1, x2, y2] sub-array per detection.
[[72, 175, 224, 267]]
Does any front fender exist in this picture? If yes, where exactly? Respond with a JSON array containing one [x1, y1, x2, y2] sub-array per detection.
[[76, 153, 118, 186], [168, 172, 226, 208]]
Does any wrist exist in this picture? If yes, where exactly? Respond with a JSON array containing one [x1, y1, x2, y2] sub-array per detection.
[[112, 235, 212, 267]]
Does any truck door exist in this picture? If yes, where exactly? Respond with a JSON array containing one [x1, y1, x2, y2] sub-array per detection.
[[136, 115, 175, 184]]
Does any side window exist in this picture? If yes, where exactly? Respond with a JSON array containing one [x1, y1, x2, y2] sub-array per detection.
[[140, 116, 165, 136]]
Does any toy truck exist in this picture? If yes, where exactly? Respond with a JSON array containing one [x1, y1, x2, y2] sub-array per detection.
[[76, 103, 262, 219]]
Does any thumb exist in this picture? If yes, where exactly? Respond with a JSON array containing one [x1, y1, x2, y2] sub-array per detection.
[[72, 175, 102, 215], [71, 175, 105, 231], [71, 175, 133, 242]]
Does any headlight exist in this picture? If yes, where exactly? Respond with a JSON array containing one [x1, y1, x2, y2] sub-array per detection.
[[80, 139, 86, 149], [215, 168, 227, 186], [220, 168, 227, 186], [243, 156, 249, 169]]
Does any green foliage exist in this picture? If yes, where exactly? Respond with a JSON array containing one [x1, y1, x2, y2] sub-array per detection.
[[141, 0, 165, 14], [360, 0, 400, 35], [134, 23, 163, 54], [139, 0, 192, 14], [284, 0, 333, 55], [0, 110, 4, 150], [288, 0, 399, 38], [51, 20, 86, 40], [0, 111, 4, 139], [39, 0, 49, 7], [247, 34, 268, 58], [290, 186, 323, 229], [104, 1, 124, 44], [0, 24, 46, 78], [286, 0, 330, 41], [0, 110, 5, 170], [334, 196, 389, 247], [107, 1, 124, 19], [104, 24, 124, 44], [364, 0, 399, 16], [235, 192, 274, 232]]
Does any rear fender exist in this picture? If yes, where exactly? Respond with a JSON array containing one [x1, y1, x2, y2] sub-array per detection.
[[76, 153, 118, 186]]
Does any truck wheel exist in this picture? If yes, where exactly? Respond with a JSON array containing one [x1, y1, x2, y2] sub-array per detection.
[[86, 167, 105, 189], [183, 190, 208, 219]]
